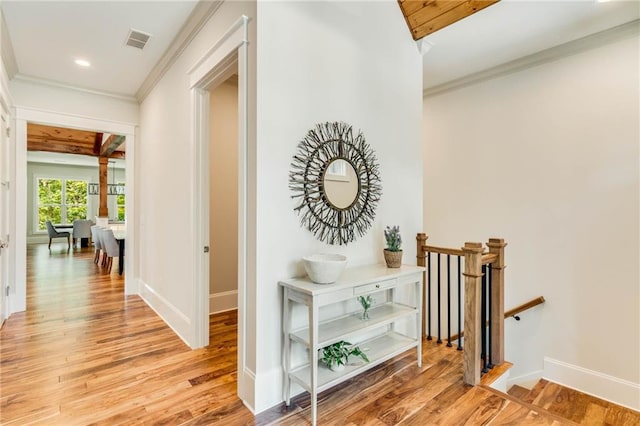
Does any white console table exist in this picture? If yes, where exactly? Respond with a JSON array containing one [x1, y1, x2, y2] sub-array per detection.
[[279, 264, 424, 425]]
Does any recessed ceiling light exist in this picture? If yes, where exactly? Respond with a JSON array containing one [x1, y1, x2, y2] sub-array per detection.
[[74, 58, 91, 68]]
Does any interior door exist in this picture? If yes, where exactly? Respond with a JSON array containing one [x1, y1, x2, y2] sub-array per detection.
[[0, 113, 9, 326]]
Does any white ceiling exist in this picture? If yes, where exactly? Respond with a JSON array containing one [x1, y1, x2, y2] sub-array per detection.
[[422, 0, 640, 90], [1, 1, 638, 98], [2, 0, 198, 97]]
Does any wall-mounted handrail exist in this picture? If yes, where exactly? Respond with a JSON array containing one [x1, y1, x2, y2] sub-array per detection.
[[505, 296, 545, 320], [447, 296, 546, 341]]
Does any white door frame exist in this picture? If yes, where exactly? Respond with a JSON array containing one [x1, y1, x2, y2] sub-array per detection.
[[188, 15, 250, 403], [0, 101, 9, 325], [12, 107, 138, 314]]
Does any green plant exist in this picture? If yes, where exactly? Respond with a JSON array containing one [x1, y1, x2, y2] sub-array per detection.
[[357, 295, 374, 320], [384, 226, 402, 252], [321, 341, 369, 369]]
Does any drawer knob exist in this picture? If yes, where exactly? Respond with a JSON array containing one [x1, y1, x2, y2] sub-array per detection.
[[375, 284, 380, 288]]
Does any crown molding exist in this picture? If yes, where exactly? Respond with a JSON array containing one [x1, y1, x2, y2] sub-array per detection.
[[135, 0, 224, 103], [1, 11, 18, 79], [424, 19, 640, 98], [12, 74, 138, 103]]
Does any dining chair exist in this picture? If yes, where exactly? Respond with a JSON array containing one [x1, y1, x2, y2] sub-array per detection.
[[100, 228, 120, 273], [90, 225, 103, 264], [72, 219, 93, 248], [45, 220, 70, 249]]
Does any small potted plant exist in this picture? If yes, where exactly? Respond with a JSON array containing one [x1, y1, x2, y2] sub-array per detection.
[[321, 340, 370, 372], [383, 225, 402, 268], [357, 295, 374, 320]]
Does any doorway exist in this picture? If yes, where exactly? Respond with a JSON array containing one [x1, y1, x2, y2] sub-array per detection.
[[11, 108, 137, 315], [209, 74, 239, 314], [189, 15, 251, 404]]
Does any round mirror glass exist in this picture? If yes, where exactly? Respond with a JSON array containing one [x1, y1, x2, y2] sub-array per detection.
[[324, 159, 359, 209]]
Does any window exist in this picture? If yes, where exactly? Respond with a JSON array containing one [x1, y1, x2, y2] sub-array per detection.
[[36, 178, 88, 230], [116, 182, 125, 221]]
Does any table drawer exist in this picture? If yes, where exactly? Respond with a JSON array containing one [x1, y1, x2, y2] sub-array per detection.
[[353, 278, 397, 295]]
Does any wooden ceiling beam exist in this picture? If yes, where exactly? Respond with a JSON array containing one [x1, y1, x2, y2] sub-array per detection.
[[27, 139, 96, 156], [93, 132, 104, 155], [108, 151, 126, 159], [100, 135, 125, 157], [27, 123, 126, 159], [398, 0, 500, 40]]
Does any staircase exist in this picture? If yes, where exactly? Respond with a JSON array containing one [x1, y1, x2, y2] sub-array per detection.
[[507, 379, 640, 425]]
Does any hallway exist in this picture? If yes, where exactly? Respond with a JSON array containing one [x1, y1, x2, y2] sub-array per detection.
[[0, 244, 252, 425], [3, 245, 638, 425]]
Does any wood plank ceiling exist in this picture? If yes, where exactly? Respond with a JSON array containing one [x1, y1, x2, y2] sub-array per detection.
[[398, 0, 500, 40], [27, 123, 125, 159]]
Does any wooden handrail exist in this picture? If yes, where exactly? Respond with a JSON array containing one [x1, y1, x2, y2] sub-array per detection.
[[421, 245, 465, 257], [447, 296, 546, 342], [417, 233, 507, 386], [505, 296, 546, 319], [481, 253, 498, 265]]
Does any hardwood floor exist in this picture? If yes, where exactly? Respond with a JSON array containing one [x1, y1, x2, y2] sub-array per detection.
[[508, 379, 640, 426], [2, 244, 638, 425], [1, 244, 254, 425]]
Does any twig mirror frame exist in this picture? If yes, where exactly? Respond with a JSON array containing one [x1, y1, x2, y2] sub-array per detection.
[[289, 122, 382, 245]]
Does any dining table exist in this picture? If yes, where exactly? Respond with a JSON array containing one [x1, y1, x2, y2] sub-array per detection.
[[110, 226, 126, 275]]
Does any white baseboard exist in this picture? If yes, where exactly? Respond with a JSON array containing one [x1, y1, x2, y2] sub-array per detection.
[[209, 290, 238, 314], [139, 279, 193, 348], [544, 357, 640, 411], [27, 235, 49, 244], [507, 370, 543, 390], [240, 366, 257, 414], [253, 366, 285, 414]]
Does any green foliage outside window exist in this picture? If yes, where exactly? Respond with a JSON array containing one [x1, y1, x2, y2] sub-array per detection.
[[116, 187, 125, 221], [38, 206, 61, 228], [38, 178, 62, 204]]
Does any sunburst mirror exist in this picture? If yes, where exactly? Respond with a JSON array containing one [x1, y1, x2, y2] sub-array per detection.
[[289, 122, 382, 245]]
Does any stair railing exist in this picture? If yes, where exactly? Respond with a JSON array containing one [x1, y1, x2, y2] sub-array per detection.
[[417, 233, 507, 386]]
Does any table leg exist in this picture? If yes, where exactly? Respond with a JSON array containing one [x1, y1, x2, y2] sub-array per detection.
[[309, 302, 319, 426], [118, 239, 125, 275], [283, 289, 291, 406]]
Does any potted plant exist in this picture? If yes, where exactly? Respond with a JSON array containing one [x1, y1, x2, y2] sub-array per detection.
[[383, 225, 402, 268], [321, 340, 370, 372], [357, 295, 374, 320]]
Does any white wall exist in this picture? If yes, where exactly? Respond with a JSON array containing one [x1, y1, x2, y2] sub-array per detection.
[[9, 79, 139, 124], [209, 79, 238, 313], [424, 34, 639, 408], [254, 0, 423, 412], [137, 0, 256, 369]]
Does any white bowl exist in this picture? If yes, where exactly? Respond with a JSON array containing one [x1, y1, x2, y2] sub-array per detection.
[[303, 254, 348, 284]]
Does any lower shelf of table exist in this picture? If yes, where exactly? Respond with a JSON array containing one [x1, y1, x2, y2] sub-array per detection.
[[288, 331, 418, 394]]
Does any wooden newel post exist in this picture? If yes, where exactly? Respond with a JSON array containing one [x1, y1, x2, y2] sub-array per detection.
[[462, 242, 483, 385], [416, 233, 428, 340], [486, 238, 507, 366], [98, 157, 109, 218]]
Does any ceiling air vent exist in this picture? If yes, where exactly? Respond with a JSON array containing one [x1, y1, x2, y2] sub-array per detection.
[[125, 29, 151, 50]]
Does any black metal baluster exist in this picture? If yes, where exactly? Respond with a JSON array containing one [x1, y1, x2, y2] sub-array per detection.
[[427, 252, 432, 340], [481, 264, 488, 374], [488, 264, 494, 369], [447, 254, 452, 347], [457, 255, 462, 351], [437, 253, 442, 344]]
